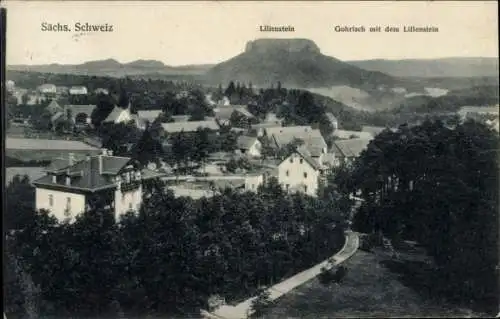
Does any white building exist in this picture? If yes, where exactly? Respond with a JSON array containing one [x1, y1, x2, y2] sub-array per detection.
[[37, 84, 57, 95], [244, 173, 264, 192], [6, 80, 15, 92], [32, 151, 164, 222], [137, 110, 163, 124], [69, 86, 88, 95], [102, 104, 134, 124], [277, 147, 322, 196], [236, 136, 262, 157], [94, 88, 109, 95]]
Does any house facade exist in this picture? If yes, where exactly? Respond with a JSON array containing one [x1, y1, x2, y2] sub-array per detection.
[[32, 151, 164, 222], [37, 84, 57, 95], [69, 86, 88, 95], [278, 149, 321, 196], [244, 174, 264, 192], [236, 136, 262, 157], [103, 105, 134, 124]]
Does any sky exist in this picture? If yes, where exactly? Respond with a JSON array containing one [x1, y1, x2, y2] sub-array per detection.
[[4, 1, 499, 66]]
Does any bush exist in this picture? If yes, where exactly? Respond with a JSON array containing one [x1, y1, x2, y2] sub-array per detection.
[[333, 265, 348, 283], [318, 265, 349, 286], [318, 266, 335, 285], [359, 232, 383, 252], [250, 287, 271, 318]]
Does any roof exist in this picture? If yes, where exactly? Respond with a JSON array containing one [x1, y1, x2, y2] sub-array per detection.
[[33, 155, 132, 192], [333, 138, 371, 158], [138, 110, 162, 122], [44, 157, 81, 172], [46, 100, 63, 114], [237, 136, 259, 150], [83, 137, 103, 148], [50, 111, 65, 122], [103, 105, 130, 123], [6, 138, 101, 151], [251, 122, 283, 130], [333, 129, 373, 140], [171, 115, 191, 122], [38, 84, 56, 91], [272, 129, 327, 157], [265, 126, 313, 137], [361, 125, 386, 136], [161, 120, 219, 133], [281, 146, 321, 171], [94, 88, 109, 94], [214, 105, 255, 120], [66, 105, 96, 117]]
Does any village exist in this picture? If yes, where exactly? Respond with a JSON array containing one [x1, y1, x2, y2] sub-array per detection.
[[6, 79, 500, 224], [5, 79, 388, 222]]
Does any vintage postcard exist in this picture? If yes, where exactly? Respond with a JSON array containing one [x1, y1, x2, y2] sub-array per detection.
[[2, 1, 499, 318]]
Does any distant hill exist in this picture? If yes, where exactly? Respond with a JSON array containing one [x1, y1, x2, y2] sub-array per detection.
[[7, 59, 212, 77], [395, 84, 499, 114], [204, 38, 419, 92], [346, 58, 499, 78]]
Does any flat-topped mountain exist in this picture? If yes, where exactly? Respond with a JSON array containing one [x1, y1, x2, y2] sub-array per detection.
[[244, 38, 321, 54], [204, 38, 408, 90]]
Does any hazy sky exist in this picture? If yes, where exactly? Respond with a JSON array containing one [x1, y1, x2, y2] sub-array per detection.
[[5, 1, 499, 65]]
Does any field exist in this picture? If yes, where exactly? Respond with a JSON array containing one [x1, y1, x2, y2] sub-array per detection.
[[262, 244, 486, 318]]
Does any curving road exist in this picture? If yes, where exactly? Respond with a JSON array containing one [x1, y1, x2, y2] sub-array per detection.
[[206, 231, 360, 319]]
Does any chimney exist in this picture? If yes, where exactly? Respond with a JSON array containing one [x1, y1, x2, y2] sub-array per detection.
[[101, 148, 108, 155], [99, 155, 103, 174], [65, 168, 71, 186]]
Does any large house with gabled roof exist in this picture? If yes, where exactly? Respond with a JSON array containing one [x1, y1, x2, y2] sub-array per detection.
[[332, 138, 372, 166], [32, 150, 165, 222], [277, 146, 323, 196]]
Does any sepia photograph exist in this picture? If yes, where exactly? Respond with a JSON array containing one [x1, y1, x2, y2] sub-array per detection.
[[2, 1, 499, 318]]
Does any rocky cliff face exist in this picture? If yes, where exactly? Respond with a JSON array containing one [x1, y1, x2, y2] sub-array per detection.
[[245, 38, 321, 54]]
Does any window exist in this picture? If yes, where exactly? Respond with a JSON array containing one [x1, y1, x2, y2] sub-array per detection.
[[129, 203, 133, 210], [66, 197, 71, 208], [286, 170, 289, 176], [304, 172, 308, 178], [289, 158, 293, 163], [304, 186, 308, 193], [286, 184, 290, 190], [300, 158, 303, 164], [48, 194, 54, 207]]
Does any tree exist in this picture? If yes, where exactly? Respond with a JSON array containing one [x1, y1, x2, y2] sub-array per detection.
[[349, 119, 499, 313], [225, 81, 236, 99], [5, 175, 37, 233], [193, 128, 211, 171], [249, 287, 271, 318]]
